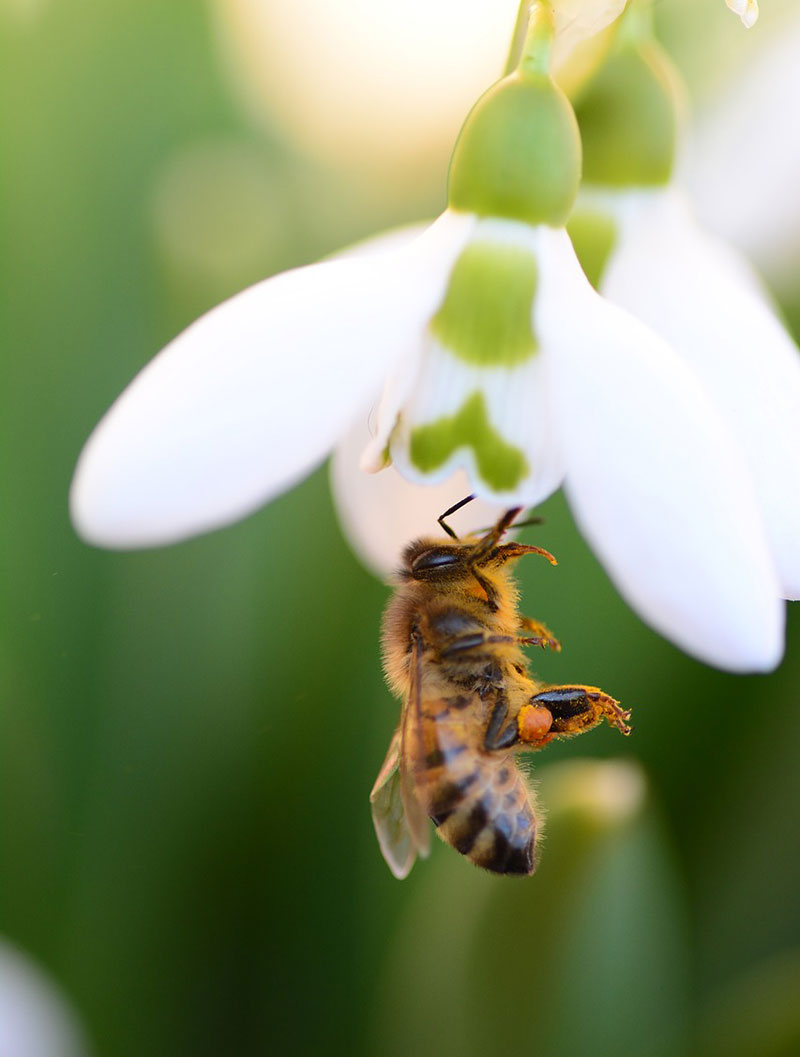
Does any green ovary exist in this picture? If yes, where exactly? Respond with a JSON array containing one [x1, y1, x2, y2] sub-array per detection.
[[409, 392, 528, 492], [431, 241, 538, 366]]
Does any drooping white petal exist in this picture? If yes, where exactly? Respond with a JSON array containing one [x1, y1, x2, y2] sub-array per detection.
[[331, 410, 506, 578], [334, 222, 430, 262], [70, 211, 473, 548], [537, 227, 783, 672], [599, 188, 800, 599]]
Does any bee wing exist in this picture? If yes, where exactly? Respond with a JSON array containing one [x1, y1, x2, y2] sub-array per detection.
[[370, 728, 418, 880], [398, 633, 433, 861]]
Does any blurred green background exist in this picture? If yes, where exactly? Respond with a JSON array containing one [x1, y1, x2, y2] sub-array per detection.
[[2, 1, 800, 1054]]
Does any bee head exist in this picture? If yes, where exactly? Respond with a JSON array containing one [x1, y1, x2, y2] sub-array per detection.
[[400, 539, 472, 583], [399, 535, 556, 585], [399, 508, 555, 585], [400, 537, 520, 584]]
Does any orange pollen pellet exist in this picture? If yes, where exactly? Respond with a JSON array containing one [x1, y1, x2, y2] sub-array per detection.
[[518, 704, 553, 743]]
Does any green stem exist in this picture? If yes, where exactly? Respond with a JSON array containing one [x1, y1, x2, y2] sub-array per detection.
[[503, 0, 532, 76], [519, 2, 556, 77]]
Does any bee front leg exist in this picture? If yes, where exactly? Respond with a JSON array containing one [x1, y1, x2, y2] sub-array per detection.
[[518, 615, 561, 652], [522, 686, 632, 739], [469, 566, 501, 611]]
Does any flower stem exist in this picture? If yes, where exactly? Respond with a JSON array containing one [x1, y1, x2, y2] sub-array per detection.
[[505, 2, 556, 79], [503, 0, 532, 76], [520, 2, 556, 77]]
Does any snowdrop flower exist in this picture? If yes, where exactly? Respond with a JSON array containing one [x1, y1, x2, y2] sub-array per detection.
[[568, 12, 800, 602], [71, 2, 783, 672]]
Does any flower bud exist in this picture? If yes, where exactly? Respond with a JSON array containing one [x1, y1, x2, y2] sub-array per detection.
[[574, 39, 682, 187]]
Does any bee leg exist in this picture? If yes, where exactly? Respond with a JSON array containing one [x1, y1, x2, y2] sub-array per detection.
[[466, 509, 526, 608], [470, 566, 501, 611], [440, 632, 515, 658], [518, 615, 561, 652], [527, 686, 632, 737], [471, 508, 524, 557], [484, 698, 520, 751]]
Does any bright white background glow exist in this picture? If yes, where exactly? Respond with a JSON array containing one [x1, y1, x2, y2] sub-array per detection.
[[212, 0, 520, 182]]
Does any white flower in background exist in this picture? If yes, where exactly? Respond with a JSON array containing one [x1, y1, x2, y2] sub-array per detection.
[[725, 0, 759, 28], [566, 16, 800, 604], [0, 940, 89, 1057], [687, 7, 800, 284], [71, 2, 786, 672], [580, 187, 800, 603]]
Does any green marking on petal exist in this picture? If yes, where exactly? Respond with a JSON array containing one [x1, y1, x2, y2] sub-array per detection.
[[431, 242, 538, 366], [409, 392, 528, 492], [567, 210, 618, 289]]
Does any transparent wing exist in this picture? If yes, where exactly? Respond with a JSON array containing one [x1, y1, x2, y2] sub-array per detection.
[[370, 728, 418, 879], [399, 633, 432, 860]]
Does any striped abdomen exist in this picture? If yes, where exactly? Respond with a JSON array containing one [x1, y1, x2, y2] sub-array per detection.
[[411, 695, 538, 876]]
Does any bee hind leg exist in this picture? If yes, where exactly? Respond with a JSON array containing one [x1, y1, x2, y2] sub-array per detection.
[[523, 686, 632, 738]]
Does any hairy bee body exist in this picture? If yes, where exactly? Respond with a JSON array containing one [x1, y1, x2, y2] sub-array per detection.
[[382, 563, 540, 874], [370, 506, 631, 880]]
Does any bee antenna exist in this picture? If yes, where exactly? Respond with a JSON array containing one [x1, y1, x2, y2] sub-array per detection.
[[437, 495, 475, 540], [472, 513, 545, 534], [510, 514, 545, 530]]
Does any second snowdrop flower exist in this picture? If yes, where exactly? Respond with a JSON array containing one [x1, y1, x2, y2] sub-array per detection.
[[568, 6, 800, 602]]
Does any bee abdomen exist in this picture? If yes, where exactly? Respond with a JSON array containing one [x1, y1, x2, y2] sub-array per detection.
[[410, 696, 538, 875], [430, 762, 537, 876]]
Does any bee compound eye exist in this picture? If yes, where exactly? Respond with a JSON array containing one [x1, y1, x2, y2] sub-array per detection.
[[411, 548, 462, 576]]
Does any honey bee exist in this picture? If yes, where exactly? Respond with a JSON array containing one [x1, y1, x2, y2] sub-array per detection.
[[370, 500, 632, 878]]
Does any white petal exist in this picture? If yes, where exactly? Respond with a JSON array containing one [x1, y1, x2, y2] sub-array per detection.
[[359, 211, 479, 474], [331, 411, 507, 578], [537, 227, 783, 672], [333, 221, 430, 261], [388, 336, 566, 507], [552, 0, 627, 66], [601, 189, 800, 599], [378, 219, 566, 507], [686, 12, 800, 278], [70, 211, 473, 548]]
